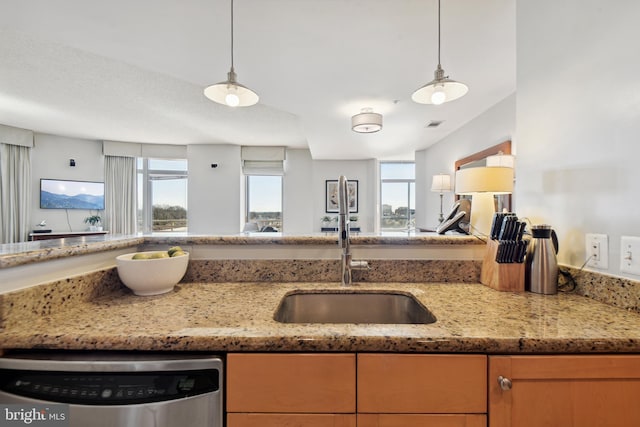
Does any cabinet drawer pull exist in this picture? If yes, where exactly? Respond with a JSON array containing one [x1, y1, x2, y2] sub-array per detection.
[[497, 376, 512, 390]]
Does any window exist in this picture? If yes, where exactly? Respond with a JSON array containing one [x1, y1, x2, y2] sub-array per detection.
[[245, 175, 282, 231], [137, 158, 188, 233], [380, 162, 415, 230]]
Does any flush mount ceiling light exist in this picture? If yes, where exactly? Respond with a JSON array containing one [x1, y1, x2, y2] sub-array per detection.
[[412, 0, 468, 105], [203, 0, 258, 107], [351, 108, 383, 133]]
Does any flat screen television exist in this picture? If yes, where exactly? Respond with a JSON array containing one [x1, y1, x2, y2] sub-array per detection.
[[40, 179, 105, 210]]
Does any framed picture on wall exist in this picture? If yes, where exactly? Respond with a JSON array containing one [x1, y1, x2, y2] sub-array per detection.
[[325, 180, 358, 213]]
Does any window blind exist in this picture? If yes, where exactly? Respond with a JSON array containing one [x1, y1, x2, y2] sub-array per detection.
[[103, 140, 186, 159], [241, 146, 286, 175]]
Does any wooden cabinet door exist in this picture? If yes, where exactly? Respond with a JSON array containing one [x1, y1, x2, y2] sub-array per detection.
[[489, 355, 640, 427], [227, 353, 356, 413], [358, 354, 487, 413], [228, 413, 356, 427], [358, 414, 486, 427]]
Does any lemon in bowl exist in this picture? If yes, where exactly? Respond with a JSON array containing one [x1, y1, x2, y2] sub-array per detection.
[[116, 250, 189, 296]]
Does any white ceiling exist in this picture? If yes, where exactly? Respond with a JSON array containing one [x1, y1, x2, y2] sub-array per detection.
[[0, 0, 515, 160]]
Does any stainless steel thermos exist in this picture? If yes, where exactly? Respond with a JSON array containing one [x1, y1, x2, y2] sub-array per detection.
[[525, 225, 559, 294]]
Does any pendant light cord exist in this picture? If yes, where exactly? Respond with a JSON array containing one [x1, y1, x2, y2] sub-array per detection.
[[230, 0, 235, 71], [437, 0, 441, 67]]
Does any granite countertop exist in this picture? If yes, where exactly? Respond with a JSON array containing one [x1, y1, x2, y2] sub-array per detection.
[[0, 235, 144, 268], [0, 232, 480, 269], [2, 281, 640, 354]]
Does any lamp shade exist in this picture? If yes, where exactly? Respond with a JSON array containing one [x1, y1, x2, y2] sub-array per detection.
[[204, 70, 259, 107], [431, 174, 452, 192], [455, 167, 514, 195], [455, 166, 514, 236], [412, 76, 469, 105], [351, 110, 383, 133]]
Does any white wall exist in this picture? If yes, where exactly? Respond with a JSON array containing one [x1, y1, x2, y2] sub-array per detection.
[[415, 94, 516, 229], [187, 144, 242, 234], [312, 159, 377, 232], [31, 133, 104, 232], [283, 149, 314, 234], [516, 0, 640, 278]]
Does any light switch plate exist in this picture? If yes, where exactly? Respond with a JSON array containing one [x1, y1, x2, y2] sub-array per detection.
[[620, 236, 640, 276], [585, 233, 608, 269]]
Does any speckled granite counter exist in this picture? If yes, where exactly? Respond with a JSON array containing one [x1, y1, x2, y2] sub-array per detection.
[[0, 235, 144, 268], [0, 233, 480, 268], [2, 278, 639, 354], [147, 233, 480, 246], [2, 233, 638, 355]]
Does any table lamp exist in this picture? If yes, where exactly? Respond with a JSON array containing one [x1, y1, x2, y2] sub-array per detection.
[[431, 174, 452, 223], [455, 167, 514, 236]]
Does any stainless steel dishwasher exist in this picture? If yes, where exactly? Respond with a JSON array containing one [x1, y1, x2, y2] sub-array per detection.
[[0, 351, 223, 427]]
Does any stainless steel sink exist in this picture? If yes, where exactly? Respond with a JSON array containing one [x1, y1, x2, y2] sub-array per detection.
[[273, 291, 436, 324]]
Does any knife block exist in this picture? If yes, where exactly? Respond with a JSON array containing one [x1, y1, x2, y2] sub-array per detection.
[[480, 239, 525, 292]]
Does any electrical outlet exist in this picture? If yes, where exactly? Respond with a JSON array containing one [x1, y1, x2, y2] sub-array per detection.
[[585, 233, 608, 269], [620, 236, 640, 276]]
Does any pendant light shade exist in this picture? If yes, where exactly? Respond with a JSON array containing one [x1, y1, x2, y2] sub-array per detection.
[[412, 0, 468, 105], [204, 0, 258, 107], [412, 64, 468, 105], [204, 69, 259, 107]]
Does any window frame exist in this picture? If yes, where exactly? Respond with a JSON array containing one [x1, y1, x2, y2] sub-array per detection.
[[137, 158, 188, 234], [244, 174, 284, 232], [379, 161, 416, 231]]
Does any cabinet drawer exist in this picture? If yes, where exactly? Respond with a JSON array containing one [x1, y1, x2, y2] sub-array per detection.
[[228, 413, 356, 427], [358, 354, 487, 413], [358, 414, 486, 427], [227, 353, 356, 413]]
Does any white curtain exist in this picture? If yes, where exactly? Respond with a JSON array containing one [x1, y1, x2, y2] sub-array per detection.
[[105, 155, 137, 235], [0, 143, 32, 243]]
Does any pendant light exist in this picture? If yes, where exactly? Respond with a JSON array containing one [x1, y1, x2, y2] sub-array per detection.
[[412, 0, 468, 105], [204, 0, 259, 107]]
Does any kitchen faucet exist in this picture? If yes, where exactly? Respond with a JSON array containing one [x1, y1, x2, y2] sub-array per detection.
[[338, 175, 369, 285]]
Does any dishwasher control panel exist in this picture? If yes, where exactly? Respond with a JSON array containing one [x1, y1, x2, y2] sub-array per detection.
[[0, 369, 219, 405]]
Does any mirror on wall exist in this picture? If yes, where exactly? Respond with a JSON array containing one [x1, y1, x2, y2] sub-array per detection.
[[455, 140, 513, 213]]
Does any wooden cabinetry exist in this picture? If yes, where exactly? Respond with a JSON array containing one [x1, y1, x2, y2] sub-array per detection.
[[358, 354, 486, 414], [229, 353, 640, 426], [357, 414, 486, 427], [227, 353, 487, 427], [227, 353, 356, 427], [228, 414, 356, 427], [489, 355, 640, 427], [358, 354, 487, 427]]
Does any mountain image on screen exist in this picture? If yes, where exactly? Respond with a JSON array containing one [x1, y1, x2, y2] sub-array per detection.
[[40, 179, 105, 210], [40, 191, 104, 209]]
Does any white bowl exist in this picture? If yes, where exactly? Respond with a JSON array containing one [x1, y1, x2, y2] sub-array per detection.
[[116, 251, 189, 296]]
